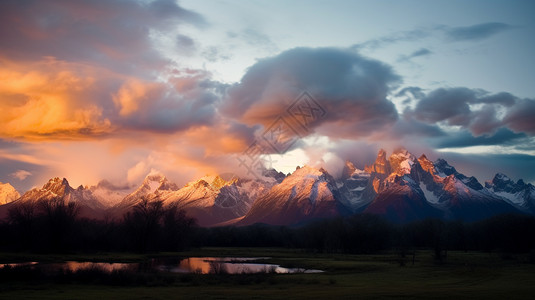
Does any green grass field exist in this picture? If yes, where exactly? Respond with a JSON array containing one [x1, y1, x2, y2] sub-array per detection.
[[1, 248, 534, 299]]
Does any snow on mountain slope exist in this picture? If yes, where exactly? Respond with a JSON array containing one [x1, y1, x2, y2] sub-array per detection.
[[343, 148, 520, 222], [0, 148, 530, 226], [364, 178, 442, 223], [338, 161, 374, 212], [239, 165, 346, 226], [485, 173, 535, 213], [1, 177, 108, 219], [160, 174, 277, 226], [0, 182, 20, 205], [118, 173, 178, 208], [89, 180, 131, 208]]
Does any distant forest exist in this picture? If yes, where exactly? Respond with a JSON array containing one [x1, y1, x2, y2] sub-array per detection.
[[1, 197, 535, 257]]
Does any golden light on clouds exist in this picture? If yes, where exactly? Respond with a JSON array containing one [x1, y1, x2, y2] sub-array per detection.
[[0, 58, 112, 140]]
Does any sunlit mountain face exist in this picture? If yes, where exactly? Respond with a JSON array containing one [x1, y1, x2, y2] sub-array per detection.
[[0, 0, 534, 225], [1, 148, 533, 225]]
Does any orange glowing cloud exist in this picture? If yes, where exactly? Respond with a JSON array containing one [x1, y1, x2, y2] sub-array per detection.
[[113, 79, 162, 116], [0, 58, 113, 140]]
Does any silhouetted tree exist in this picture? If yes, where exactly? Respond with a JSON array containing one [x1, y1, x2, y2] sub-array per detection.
[[124, 198, 165, 252], [161, 205, 196, 251], [8, 200, 38, 250], [38, 197, 80, 252]]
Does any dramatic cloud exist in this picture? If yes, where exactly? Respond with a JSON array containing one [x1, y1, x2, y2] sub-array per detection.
[[0, 58, 114, 140], [435, 128, 527, 149], [502, 99, 535, 134], [408, 87, 535, 137], [390, 117, 446, 138], [0, 0, 205, 75], [222, 47, 400, 140], [113, 70, 225, 133], [0, 0, 223, 140], [445, 22, 513, 42], [412, 87, 475, 127]]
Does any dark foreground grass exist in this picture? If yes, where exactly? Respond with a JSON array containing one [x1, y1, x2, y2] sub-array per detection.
[[1, 248, 535, 299]]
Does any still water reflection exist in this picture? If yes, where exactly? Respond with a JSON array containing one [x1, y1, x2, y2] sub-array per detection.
[[157, 257, 323, 274], [1, 257, 323, 274]]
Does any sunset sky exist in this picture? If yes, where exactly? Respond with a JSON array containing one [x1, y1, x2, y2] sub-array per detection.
[[1, 0, 534, 192]]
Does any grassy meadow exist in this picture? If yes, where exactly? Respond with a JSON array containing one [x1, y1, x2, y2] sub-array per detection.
[[1, 248, 535, 299]]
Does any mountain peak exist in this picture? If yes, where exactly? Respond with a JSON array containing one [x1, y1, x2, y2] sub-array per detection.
[[494, 173, 512, 183], [417, 154, 435, 175], [0, 182, 20, 204], [434, 158, 457, 177], [389, 148, 415, 176], [365, 149, 391, 174], [42, 177, 73, 195], [342, 160, 357, 180]]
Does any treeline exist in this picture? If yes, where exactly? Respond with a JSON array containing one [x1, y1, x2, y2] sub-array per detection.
[[0, 198, 195, 253], [1, 198, 535, 255], [197, 214, 535, 255]]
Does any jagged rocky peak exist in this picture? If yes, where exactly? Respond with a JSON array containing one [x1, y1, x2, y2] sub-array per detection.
[[295, 165, 327, 177], [388, 148, 416, 176], [42, 177, 73, 195], [140, 172, 178, 192], [486, 173, 524, 192], [434, 158, 457, 177], [193, 174, 236, 190], [0, 182, 20, 204], [490, 173, 513, 185], [342, 160, 357, 180], [261, 168, 286, 183], [365, 148, 391, 174], [278, 165, 335, 187], [417, 154, 436, 175]]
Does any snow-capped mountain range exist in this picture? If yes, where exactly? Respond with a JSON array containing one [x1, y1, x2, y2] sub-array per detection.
[[1, 148, 534, 226]]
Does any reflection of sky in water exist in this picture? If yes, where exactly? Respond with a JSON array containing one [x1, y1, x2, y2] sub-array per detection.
[[168, 257, 323, 274], [0, 262, 38, 268], [0, 257, 323, 274]]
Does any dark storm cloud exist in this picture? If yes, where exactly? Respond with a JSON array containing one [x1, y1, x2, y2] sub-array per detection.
[[475, 92, 517, 106], [413, 87, 475, 126], [222, 47, 400, 139], [445, 22, 513, 42], [0, 0, 233, 138], [391, 118, 446, 138], [435, 128, 527, 148], [114, 71, 228, 133], [502, 99, 535, 134], [409, 87, 535, 137], [0, 0, 205, 75]]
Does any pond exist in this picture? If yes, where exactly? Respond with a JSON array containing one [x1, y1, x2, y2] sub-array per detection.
[[0, 257, 323, 275]]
